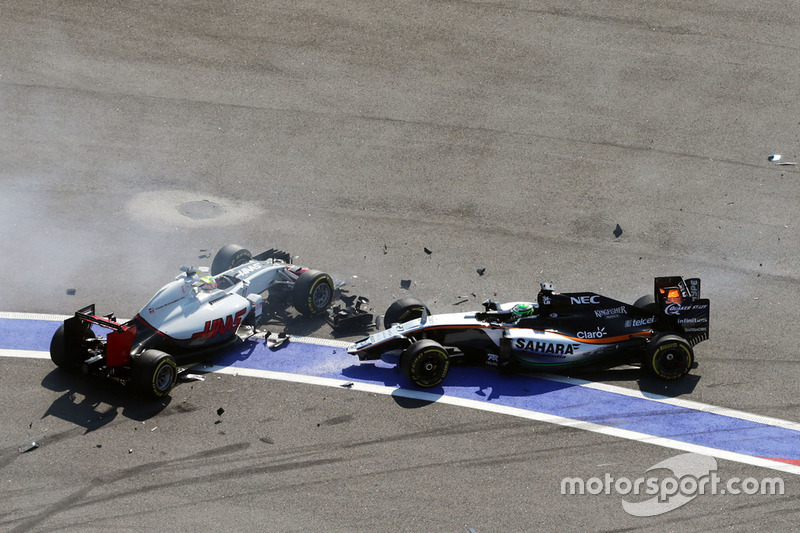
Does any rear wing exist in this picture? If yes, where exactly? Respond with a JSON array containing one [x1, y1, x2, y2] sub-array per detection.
[[64, 304, 136, 367], [654, 277, 710, 346]]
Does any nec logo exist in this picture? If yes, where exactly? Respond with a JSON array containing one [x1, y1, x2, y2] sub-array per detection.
[[570, 295, 600, 305], [192, 309, 247, 340]]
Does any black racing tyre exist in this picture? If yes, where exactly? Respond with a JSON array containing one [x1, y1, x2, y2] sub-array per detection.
[[400, 339, 450, 388], [643, 333, 693, 380], [384, 297, 430, 327], [49, 323, 95, 372], [211, 244, 252, 275], [292, 269, 335, 317], [132, 349, 178, 399], [633, 294, 657, 314]]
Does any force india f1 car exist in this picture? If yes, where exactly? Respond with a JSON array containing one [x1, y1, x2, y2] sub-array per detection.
[[49, 244, 335, 398], [348, 277, 710, 388]]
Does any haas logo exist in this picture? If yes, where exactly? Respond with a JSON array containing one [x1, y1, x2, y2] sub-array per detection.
[[192, 309, 247, 340]]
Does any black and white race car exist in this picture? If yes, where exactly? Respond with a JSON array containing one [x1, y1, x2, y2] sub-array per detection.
[[49, 244, 335, 398], [348, 277, 710, 388]]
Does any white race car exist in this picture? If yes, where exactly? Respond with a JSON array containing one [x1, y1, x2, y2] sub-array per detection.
[[49, 244, 335, 398]]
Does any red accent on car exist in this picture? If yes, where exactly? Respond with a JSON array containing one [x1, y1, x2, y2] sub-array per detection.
[[191, 308, 247, 341], [106, 324, 137, 367]]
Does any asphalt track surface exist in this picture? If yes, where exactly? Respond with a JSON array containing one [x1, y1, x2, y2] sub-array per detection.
[[2, 1, 799, 531]]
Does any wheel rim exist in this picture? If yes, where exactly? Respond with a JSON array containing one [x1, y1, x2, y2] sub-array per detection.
[[654, 347, 689, 377], [414, 351, 446, 386], [311, 282, 332, 310], [154, 364, 175, 392]]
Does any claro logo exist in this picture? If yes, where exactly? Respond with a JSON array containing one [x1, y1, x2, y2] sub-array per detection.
[[192, 309, 247, 340]]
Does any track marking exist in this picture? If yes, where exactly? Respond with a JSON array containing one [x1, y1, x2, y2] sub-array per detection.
[[197, 363, 800, 476], [5, 312, 800, 476]]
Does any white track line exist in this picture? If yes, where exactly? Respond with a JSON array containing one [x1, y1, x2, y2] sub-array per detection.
[[4, 312, 800, 475]]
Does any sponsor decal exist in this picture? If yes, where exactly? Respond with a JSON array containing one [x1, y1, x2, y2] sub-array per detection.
[[571, 295, 601, 305], [594, 306, 627, 318], [486, 353, 499, 366], [515, 339, 580, 357], [541, 295, 552, 305], [678, 317, 706, 324], [149, 298, 182, 314], [683, 327, 708, 333], [235, 263, 264, 277], [578, 327, 607, 339], [665, 303, 708, 316], [192, 309, 247, 340], [625, 317, 657, 327]]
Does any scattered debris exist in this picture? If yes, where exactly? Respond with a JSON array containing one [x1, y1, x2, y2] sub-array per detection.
[[328, 296, 374, 332], [453, 299, 469, 306], [476, 268, 486, 276], [178, 372, 205, 382], [19, 440, 38, 453], [400, 279, 412, 290], [66, 289, 76, 295], [613, 224, 623, 238], [768, 154, 797, 165], [383, 243, 388, 255], [217, 407, 225, 417], [424, 247, 432, 255], [341, 382, 354, 388], [266, 332, 289, 350]]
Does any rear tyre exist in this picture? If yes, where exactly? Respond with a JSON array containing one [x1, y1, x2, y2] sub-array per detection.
[[633, 294, 657, 314], [292, 269, 334, 317], [643, 333, 693, 380], [384, 297, 429, 327], [49, 324, 95, 372], [211, 244, 252, 275], [132, 350, 178, 399], [400, 339, 449, 388]]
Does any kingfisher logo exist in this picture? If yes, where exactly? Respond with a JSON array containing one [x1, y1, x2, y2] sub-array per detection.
[[192, 309, 247, 340]]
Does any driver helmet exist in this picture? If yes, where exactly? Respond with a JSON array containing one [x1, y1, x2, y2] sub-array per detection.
[[511, 303, 537, 318], [199, 275, 217, 291]]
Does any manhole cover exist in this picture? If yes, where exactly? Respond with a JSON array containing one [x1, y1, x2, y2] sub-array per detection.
[[178, 200, 226, 220]]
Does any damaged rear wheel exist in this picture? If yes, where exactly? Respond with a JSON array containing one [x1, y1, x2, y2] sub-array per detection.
[[50, 324, 95, 372], [132, 350, 178, 399]]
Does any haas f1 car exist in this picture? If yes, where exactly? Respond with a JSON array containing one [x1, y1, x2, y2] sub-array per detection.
[[49, 244, 335, 398], [348, 277, 710, 388]]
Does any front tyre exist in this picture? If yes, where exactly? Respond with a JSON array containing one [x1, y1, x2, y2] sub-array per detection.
[[211, 244, 252, 275], [132, 350, 178, 399], [292, 269, 334, 317], [384, 297, 429, 327], [400, 339, 449, 388], [644, 333, 693, 380], [50, 324, 95, 372]]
